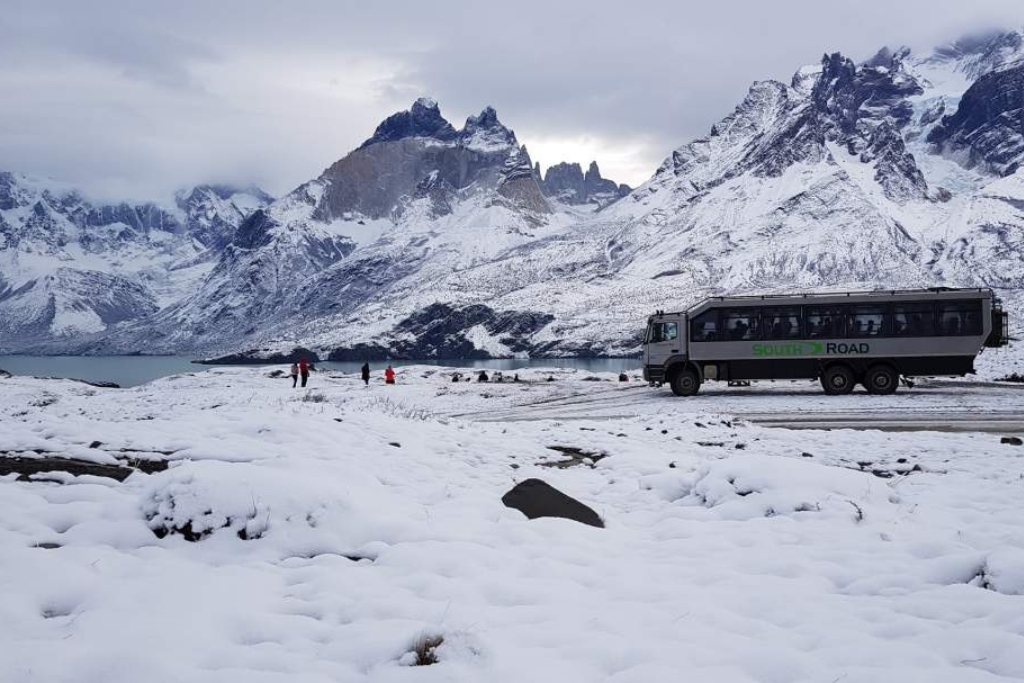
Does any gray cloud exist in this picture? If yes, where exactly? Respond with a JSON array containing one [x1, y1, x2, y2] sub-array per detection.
[[1, 0, 1023, 202]]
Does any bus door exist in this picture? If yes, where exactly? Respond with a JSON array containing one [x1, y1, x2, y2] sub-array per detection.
[[645, 317, 682, 368]]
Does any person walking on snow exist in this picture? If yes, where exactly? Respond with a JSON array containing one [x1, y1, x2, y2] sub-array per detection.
[[289, 362, 299, 388], [299, 358, 312, 388], [361, 362, 371, 387], [384, 365, 396, 385]]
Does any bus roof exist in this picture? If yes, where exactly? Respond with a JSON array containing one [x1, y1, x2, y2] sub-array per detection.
[[649, 287, 995, 319]]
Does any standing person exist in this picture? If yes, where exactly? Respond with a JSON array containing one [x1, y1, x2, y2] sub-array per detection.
[[384, 365, 396, 385], [361, 362, 371, 387], [289, 362, 299, 388], [299, 358, 311, 388]]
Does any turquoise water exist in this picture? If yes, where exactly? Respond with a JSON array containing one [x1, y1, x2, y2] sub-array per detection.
[[0, 356, 641, 388]]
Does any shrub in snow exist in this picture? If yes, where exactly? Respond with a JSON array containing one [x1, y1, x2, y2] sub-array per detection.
[[981, 548, 1024, 595], [684, 455, 892, 521], [400, 634, 444, 666], [139, 458, 421, 551], [141, 461, 340, 542]]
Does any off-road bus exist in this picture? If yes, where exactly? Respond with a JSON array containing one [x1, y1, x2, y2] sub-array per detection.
[[643, 288, 1009, 396]]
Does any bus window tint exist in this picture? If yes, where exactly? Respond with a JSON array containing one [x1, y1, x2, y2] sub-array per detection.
[[691, 311, 717, 342], [764, 308, 801, 339], [937, 301, 982, 335], [805, 307, 846, 338], [893, 304, 935, 336], [650, 322, 678, 343], [847, 306, 886, 337], [721, 310, 760, 341]]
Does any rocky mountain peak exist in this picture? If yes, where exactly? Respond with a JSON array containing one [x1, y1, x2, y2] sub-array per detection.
[[540, 160, 630, 207], [359, 97, 458, 149], [459, 106, 517, 152], [863, 45, 911, 69]]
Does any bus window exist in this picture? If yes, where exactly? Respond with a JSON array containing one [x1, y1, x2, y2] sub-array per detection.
[[893, 303, 935, 337], [650, 322, 678, 343], [691, 310, 718, 342], [937, 301, 982, 335], [847, 305, 887, 337], [720, 309, 761, 341], [763, 307, 801, 339], [805, 307, 846, 338]]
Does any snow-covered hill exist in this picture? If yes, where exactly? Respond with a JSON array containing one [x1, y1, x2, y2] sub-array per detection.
[[4, 29, 1024, 358]]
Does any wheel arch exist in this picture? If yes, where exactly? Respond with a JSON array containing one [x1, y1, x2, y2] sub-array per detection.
[[866, 358, 902, 375], [665, 358, 702, 382]]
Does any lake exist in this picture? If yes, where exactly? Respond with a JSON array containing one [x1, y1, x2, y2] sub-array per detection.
[[0, 355, 641, 388]]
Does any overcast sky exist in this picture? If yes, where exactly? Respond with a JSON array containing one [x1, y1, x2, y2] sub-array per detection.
[[2, 0, 1023, 203]]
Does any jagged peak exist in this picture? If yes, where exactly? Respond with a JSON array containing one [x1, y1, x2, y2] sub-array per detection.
[[863, 45, 911, 69], [359, 97, 458, 149], [459, 106, 517, 152], [463, 105, 500, 129]]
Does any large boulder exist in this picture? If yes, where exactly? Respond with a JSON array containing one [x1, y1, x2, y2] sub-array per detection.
[[501, 478, 604, 528]]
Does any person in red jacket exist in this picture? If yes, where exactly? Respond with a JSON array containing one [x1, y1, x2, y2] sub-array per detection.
[[299, 358, 312, 388], [384, 365, 396, 385]]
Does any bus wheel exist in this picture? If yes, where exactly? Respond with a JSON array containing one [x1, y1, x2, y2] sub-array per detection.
[[865, 364, 898, 395], [670, 368, 701, 397], [820, 364, 855, 396]]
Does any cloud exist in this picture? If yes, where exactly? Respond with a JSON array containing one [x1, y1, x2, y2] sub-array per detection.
[[1, 0, 1022, 201]]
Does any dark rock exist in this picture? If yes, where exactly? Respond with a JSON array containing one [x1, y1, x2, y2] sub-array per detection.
[[328, 303, 554, 360], [231, 209, 276, 250], [540, 445, 608, 469], [1001, 436, 1023, 445], [197, 347, 320, 365], [74, 378, 121, 389], [33, 542, 62, 550], [0, 455, 135, 482], [88, 441, 103, 449], [928, 63, 1024, 175], [408, 172, 456, 218], [501, 478, 604, 528]]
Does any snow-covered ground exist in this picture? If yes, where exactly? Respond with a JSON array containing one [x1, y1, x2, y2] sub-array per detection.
[[2, 366, 1024, 682]]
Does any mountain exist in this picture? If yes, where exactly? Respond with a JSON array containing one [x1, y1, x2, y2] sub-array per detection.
[[4, 29, 1024, 359], [540, 161, 631, 207], [0, 174, 272, 350]]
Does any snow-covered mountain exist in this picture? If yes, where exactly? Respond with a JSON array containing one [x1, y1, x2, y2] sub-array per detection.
[[0, 175, 272, 349], [4, 28, 1024, 359]]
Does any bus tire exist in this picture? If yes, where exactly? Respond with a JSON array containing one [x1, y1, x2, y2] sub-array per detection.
[[670, 367, 701, 397], [820, 364, 855, 396], [865, 364, 898, 395]]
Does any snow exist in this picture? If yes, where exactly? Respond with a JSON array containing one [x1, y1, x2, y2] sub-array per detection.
[[2, 367, 1024, 681]]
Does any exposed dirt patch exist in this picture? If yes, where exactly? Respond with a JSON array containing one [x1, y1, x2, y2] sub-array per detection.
[[539, 445, 608, 469], [1, 450, 171, 481]]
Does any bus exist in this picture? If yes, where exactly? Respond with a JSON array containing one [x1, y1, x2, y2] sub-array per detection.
[[642, 288, 1009, 396]]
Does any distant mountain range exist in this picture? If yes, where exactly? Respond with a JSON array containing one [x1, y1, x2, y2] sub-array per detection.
[[2, 28, 1024, 359]]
